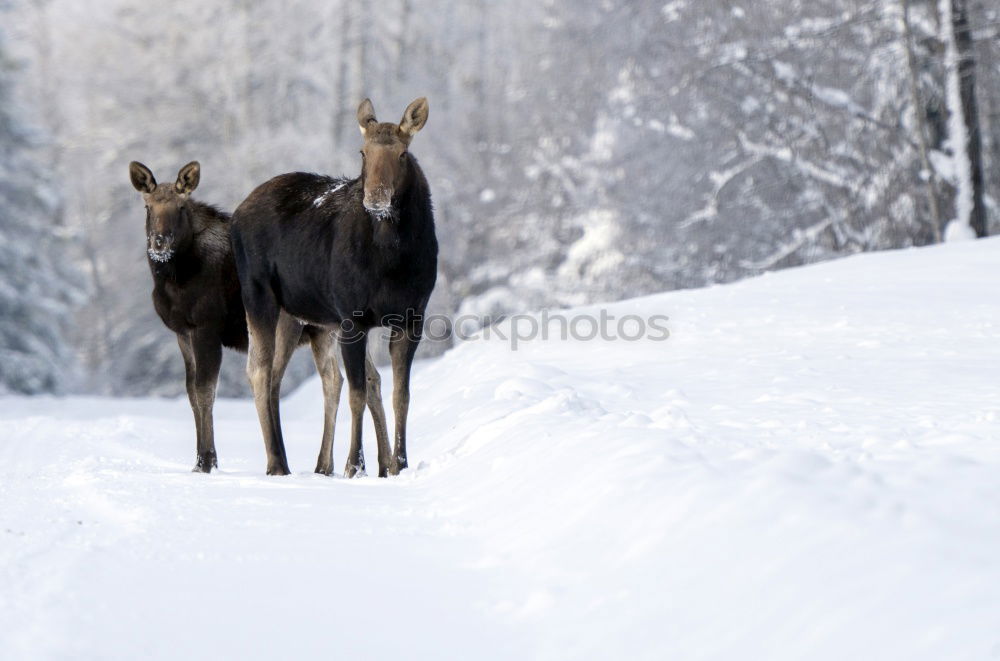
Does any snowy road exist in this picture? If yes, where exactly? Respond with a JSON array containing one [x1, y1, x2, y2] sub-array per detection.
[[2, 239, 999, 660]]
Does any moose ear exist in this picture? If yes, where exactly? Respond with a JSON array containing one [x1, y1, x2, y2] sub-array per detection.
[[357, 98, 377, 136], [399, 97, 428, 137], [175, 161, 200, 195], [129, 161, 157, 193]]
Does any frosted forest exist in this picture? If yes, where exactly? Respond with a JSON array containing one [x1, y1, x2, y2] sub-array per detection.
[[0, 0, 997, 396]]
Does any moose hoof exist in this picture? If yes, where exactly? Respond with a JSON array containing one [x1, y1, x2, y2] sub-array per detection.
[[343, 463, 366, 479], [315, 463, 334, 476], [192, 455, 217, 473], [266, 463, 291, 476], [390, 455, 408, 476]]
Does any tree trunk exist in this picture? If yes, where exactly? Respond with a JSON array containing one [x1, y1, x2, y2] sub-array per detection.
[[474, 0, 490, 173], [333, 5, 354, 151], [396, 0, 411, 85], [354, 8, 368, 105], [952, 0, 987, 237], [900, 0, 943, 242]]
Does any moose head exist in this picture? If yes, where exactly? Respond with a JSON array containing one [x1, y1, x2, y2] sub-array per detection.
[[356, 97, 428, 219], [129, 160, 201, 263]]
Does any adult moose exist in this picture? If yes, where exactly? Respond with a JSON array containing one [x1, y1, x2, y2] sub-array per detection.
[[129, 160, 386, 474], [231, 97, 437, 478]]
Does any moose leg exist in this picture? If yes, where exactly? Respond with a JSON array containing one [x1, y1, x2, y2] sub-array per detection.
[[246, 305, 290, 476], [190, 328, 222, 472], [177, 334, 208, 472], [268, 309, 302, 425], [340, 330, 369, 478], [388, 328, 420, 474], [365, 337, 392, 477], [311, 329, 344, 475]]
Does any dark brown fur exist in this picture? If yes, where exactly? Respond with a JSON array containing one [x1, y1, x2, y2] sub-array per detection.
[[128, 160, 387, 473], [231, 98, 436, 477]]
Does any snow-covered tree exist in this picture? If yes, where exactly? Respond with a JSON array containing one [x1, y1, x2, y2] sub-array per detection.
[[0, 25, 79, 393], [3, 0, 997, 395]]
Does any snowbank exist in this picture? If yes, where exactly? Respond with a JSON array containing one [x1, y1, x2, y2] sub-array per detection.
[[2, 239, 999, 660]]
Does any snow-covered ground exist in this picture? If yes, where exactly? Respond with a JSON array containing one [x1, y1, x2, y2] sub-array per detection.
[[2, 239, 999, 660]]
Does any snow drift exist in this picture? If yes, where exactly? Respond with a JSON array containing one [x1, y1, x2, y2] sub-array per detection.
[[2, 239, 999, 660]]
